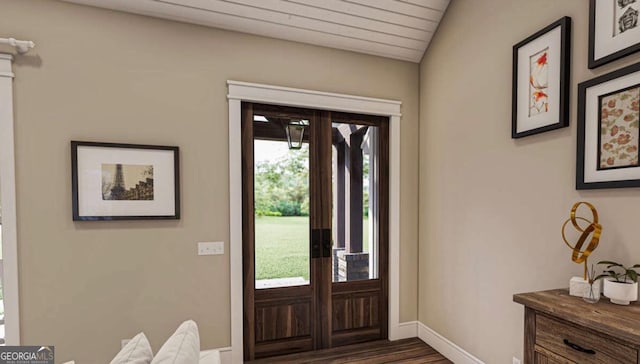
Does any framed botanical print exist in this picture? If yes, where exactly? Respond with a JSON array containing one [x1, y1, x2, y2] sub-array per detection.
[[577, 62, 640, 189], [71, 141, 180, 220], [512, 17, 571, 138], [589, 0, 640, 69]]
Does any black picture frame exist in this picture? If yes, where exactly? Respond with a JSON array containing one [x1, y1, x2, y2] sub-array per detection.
[[71, 141, 180, 220], [589, 0, 640, 69], [577, 62, 640, 189], [512, 17, 571, 138]]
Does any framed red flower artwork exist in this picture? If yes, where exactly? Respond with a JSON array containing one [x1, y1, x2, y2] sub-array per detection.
[[577, 62, 640, 189], [512, 17, 571, 138]]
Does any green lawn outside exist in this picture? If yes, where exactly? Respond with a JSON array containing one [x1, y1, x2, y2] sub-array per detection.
[[255, 216, 369, 281], [255, 216, 310, 281]]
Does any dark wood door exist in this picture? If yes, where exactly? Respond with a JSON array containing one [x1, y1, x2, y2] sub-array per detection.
[[242, 103, 388, 360], [329, 111, 389, 347]]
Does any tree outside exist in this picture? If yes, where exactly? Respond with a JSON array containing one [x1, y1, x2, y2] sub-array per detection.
[[254, 144, 309, 217], [254, 141, 310, 283], [253, 140, 370, 283]]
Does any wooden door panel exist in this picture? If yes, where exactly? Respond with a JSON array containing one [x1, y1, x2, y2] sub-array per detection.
[[310, 111, 333, 349], [242, 102, 256, 360], [332, 292, 380, 331], [329, 117, 389, 347], [255, 300, 312, 341], [254, 285, 312, 301], [255, 337, 314, 359], [332, 328, 382, 347], [332, 284, 383, 346], [378, 117, 390, 339], [243, 102, 320, 360]]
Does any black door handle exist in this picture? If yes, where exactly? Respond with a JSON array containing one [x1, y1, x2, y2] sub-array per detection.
[[563, 339, 596, 355], [321, 228, 331, 258], [311, 229, 321, 258], [311, 228, 332, 258]]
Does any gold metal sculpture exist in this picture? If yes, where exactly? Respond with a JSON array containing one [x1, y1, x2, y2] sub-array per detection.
[[561, 202, 602, 280]]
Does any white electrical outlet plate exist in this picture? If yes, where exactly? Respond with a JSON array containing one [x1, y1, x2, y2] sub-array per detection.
[[121, 339, 130, 348], [198, 241, 224, 255], [513, 357, 521, 364]]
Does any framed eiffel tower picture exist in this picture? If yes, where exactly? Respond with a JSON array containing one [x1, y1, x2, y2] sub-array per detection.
[[71, 141, 180, 220]]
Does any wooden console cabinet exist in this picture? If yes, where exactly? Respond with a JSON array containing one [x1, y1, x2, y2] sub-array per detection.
[[514, 289, 640, 364]]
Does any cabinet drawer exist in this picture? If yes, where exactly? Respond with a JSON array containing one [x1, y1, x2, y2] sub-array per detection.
[[536, 315, 638, 364], [534, 349, 575, 364]]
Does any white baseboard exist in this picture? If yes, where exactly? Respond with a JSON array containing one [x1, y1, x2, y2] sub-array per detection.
[[417, 322, 484, 364], [392, 320, 419, 339], [205, 346, 232, 364]]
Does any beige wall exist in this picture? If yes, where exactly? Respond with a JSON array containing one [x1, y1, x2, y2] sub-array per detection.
[[419, 0, 640, 362], [1, 1, 420, 362]]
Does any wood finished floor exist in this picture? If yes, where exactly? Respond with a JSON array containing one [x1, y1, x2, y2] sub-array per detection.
[[247, 338, 453, 363]]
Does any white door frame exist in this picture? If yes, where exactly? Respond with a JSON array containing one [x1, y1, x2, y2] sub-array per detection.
[[227, 81, 401, 363], [0, 53, 21, 344]]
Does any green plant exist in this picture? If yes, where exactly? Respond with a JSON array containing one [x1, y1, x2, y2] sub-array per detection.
[[595, 260, 640, 283]]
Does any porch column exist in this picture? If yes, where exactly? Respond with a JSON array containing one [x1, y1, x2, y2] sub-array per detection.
[[345, 131, 364, 253]]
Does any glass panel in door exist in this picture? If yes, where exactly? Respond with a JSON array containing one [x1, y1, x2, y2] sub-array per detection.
[[331, 122, 379, 282], [253, 117, 311, 289]]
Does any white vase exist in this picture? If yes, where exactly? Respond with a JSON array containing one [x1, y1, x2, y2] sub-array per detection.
[[603, 279, 638, 305]]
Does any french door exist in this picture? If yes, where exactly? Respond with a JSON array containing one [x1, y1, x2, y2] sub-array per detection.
[[242, 102, 389, 360]]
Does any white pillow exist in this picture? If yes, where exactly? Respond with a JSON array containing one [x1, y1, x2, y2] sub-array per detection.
[[199, 350, 221, 364], [110, 332, 153, 364], [151, 320, 200, 364]]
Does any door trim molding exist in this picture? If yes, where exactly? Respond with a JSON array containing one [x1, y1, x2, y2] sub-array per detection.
[[228, 80, 401, 363], [0, 53, 20, 344]]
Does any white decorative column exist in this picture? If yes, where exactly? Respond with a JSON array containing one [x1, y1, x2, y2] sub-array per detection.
[[0, 53, 20, 344]]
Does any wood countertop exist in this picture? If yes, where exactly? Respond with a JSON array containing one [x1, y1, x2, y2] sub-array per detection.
[[514, 288, 640, 346]]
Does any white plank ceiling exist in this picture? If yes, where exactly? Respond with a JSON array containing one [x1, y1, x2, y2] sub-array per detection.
[[62, 0, 450, 62]]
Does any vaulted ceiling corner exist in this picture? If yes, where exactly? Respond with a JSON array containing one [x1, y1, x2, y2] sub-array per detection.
[[62, 0, 451, 62]]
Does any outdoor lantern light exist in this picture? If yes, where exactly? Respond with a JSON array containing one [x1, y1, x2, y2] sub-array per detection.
[[285, 120, 307, 150]]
